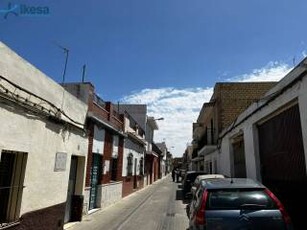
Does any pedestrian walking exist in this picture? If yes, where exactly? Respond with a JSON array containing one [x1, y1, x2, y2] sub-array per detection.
[[171, 168, 176, 182], [176, 169, 180, 182]]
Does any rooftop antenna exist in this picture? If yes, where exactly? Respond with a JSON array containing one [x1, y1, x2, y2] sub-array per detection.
[[82, 64, 86, 82], [54, 42, 69, 83], [293, 56, 296, 67], [53, 42, 69, 111]]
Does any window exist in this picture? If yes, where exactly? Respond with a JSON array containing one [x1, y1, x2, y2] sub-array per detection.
[[112, 135, 119, 158], [0, 150, 27, 226], [207, 189, 276, 210], [127, 153, 133, 176], [139, 157, 144, 176]]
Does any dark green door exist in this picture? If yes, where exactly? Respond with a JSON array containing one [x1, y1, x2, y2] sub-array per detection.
[[89, 153, 102, 210]]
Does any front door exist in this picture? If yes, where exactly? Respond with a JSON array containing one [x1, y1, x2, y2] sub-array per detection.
[[64, 156, 78, 223], [89, 153, 101, 210]]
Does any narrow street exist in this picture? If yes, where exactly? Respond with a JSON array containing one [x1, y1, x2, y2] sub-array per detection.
[[66, 175, 189, 230]]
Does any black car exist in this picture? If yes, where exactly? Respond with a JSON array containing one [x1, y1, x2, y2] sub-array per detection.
[[181, 171, 206, 199]]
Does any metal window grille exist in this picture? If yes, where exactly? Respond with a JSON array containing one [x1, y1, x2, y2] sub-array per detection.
[[0, 151, 27, 227], [127, 154, 133, 176]]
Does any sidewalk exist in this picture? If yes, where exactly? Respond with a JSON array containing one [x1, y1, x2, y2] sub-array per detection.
[[64, 175, 171, 230]]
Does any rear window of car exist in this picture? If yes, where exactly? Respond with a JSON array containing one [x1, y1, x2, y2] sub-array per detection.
[[186, 173, 205, 182], [206, 189, 277, 210]]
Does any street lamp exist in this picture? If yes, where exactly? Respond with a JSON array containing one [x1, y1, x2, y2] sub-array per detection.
[[154, 117, 164, 121]]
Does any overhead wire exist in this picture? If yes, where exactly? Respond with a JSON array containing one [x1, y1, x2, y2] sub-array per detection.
[[0, 75, 85, 128]]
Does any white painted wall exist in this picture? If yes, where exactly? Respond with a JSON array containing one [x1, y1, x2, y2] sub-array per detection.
[[0, 42, 88, 216], [218, 63, 307, 181], [0, 95, 88, 215], [243, 125, 259, 180], [122, 146, 143, 177], [219, 138, 232, 176], [204, 152, 219, 173], [0, 42, 87, 127], [122, 117, 145, 177]]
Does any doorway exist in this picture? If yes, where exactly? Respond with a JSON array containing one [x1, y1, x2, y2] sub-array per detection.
[[89, 153, 102, 210], [64, 156, 78, 223]]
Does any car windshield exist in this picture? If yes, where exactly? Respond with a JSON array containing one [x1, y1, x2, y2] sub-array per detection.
[[207, 189, 277, 210]]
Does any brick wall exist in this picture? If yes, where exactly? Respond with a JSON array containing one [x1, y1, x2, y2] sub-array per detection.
[[116, 137, 124, 181], [213, 82, 277, 132], [122, 176, 144, 197], [85, 122, 94, 187], [102, 131, 112, 184], [122, 177, 134, 197], [153, 157, 159, 182]]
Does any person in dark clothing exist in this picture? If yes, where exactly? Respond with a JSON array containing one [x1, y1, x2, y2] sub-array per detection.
[[172, 168, 176, 182], [176, 169, 180, 182]]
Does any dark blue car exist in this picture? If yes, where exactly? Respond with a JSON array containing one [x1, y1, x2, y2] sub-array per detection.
[[187, 178, 293, 230]]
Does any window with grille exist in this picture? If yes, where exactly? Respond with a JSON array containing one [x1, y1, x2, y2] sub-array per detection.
[[0, 150, 27, 227], [127, 153, 133, 176]]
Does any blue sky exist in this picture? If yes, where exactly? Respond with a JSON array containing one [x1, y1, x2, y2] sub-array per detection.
[[1, 0, 306, 156]]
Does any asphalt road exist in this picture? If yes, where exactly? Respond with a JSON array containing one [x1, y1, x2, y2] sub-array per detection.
[[66, 175, 189, 230]]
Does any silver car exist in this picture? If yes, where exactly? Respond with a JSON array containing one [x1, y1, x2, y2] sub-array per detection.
[[187, 178, 293, 230], [190, 174, 225, 196]]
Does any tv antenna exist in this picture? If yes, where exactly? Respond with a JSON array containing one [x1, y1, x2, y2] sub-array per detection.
[[54, 42, 69, 83]]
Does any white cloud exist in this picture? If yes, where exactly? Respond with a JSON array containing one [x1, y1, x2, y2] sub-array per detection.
[[120, 62, 292, 157], [122, 87, 213, 157], [228, 62, 292, 82]]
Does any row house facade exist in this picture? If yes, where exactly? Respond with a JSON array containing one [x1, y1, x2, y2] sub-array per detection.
[[0, 42, 88, 229], [118, 105, 165, 187], [213, 58, 307, 229], [145, 117, 160, 184], [151, 143, 162, 182], [156, 142, 168, 177], [184, 145, 193, 171], [192, 82, 277, 173], [0, 41, 167, 229], [121, 111, 146, 197], [62, 83, 126, 214]]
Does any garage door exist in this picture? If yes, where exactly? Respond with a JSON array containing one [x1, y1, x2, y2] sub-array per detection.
[[258, 104, 306, 229]]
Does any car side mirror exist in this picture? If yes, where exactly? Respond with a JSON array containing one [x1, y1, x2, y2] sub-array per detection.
[[191, 187, 196, 195]]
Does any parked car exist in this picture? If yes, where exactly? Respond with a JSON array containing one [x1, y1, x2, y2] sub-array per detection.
[[181, 171, 206, 199], [187, 178, 293, 230], [191, 174, 225, 196]]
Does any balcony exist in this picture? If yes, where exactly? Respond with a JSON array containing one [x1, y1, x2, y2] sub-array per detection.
[[198, 145, 217, 157]]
